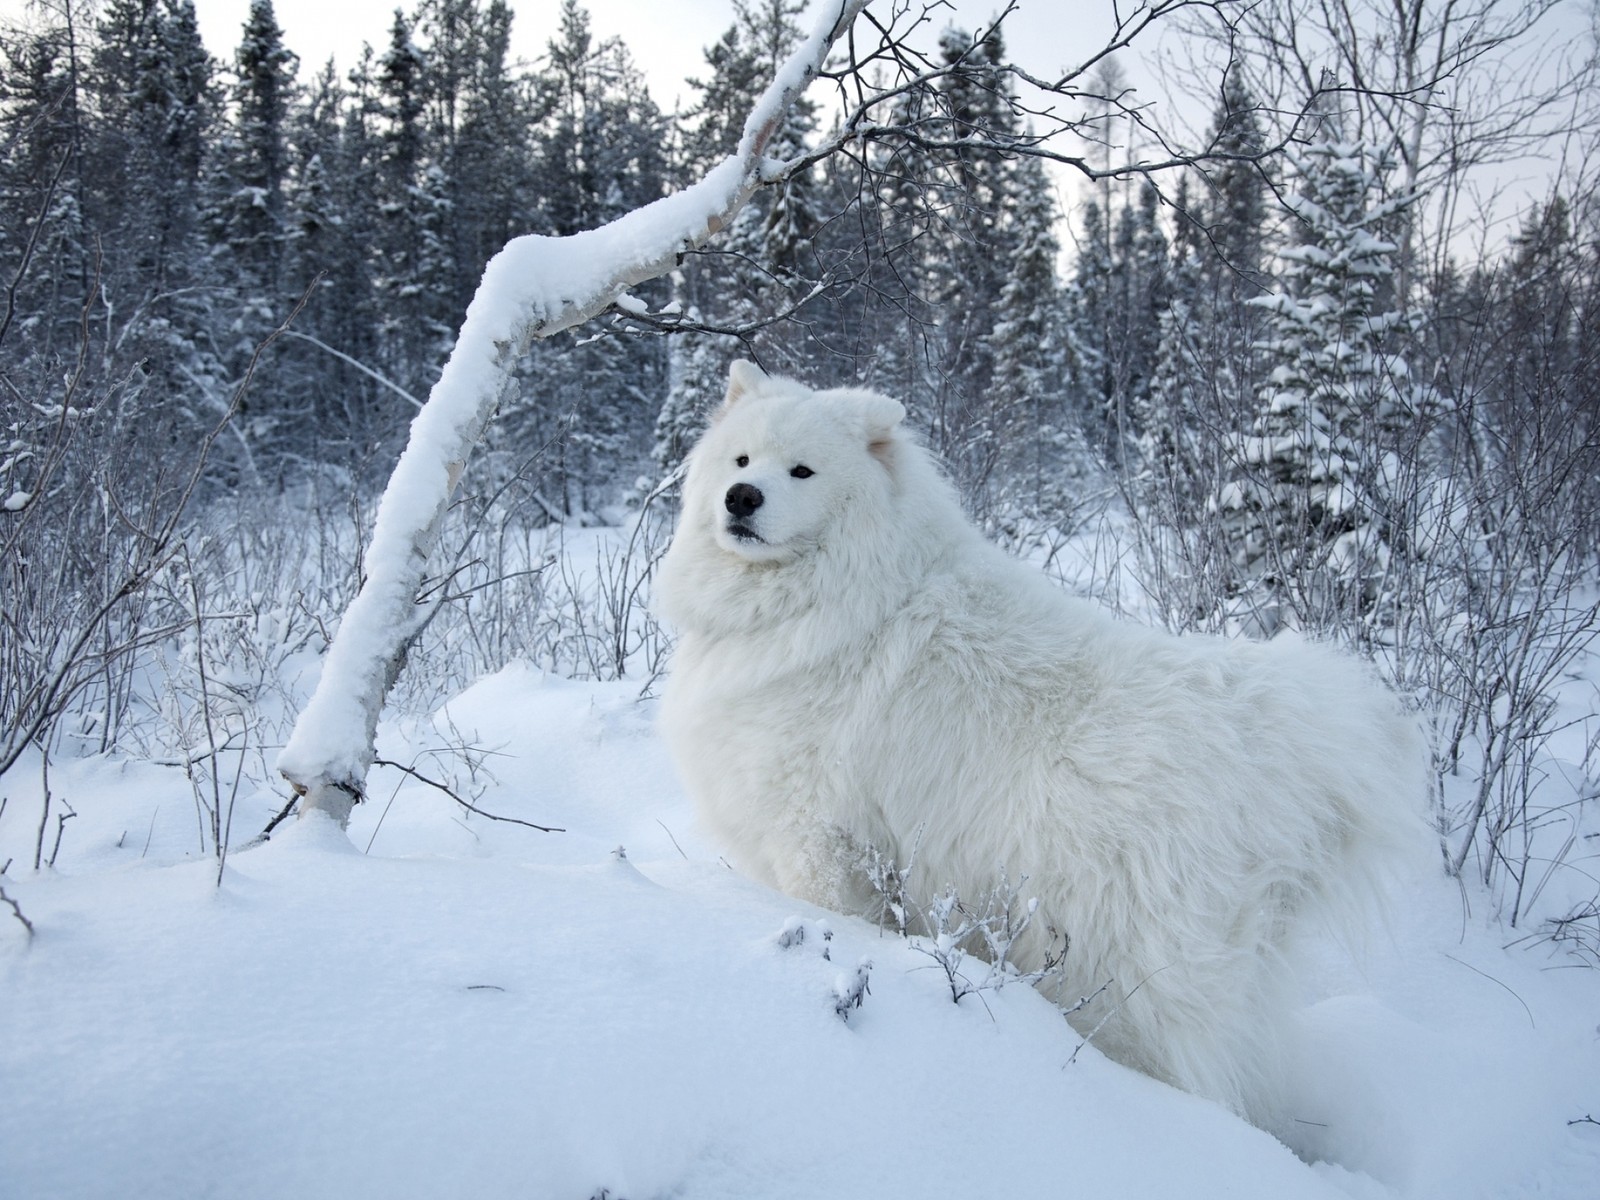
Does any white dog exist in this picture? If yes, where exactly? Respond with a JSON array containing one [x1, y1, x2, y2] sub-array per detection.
[[656, 361, 1425, 1123]]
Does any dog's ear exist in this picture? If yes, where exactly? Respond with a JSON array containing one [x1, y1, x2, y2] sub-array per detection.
[[717, 360, 767, 417], [860, 393, 906, 467]]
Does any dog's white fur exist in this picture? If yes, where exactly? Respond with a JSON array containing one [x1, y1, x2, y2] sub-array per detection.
[[656, 362, 1426, 1122]]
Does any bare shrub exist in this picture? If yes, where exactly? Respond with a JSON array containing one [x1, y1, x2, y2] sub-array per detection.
[[1117, 278, 1599, 941], [862, 838, 1073, 1008]]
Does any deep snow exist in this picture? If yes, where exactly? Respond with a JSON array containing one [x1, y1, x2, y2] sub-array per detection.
[[3, 659, 1597, 1200]]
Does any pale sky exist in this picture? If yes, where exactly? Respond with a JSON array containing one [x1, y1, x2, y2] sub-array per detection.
[[2, 0, 1586, 242], [184, 0, 1122, 115]]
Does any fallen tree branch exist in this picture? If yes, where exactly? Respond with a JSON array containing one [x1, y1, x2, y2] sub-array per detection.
[[277, 0, 869, 827]]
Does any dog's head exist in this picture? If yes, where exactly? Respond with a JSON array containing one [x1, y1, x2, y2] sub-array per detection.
[[684, 360, 906, 565]]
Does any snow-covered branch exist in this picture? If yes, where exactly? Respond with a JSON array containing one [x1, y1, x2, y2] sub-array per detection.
[[277, 0, 868, 826]]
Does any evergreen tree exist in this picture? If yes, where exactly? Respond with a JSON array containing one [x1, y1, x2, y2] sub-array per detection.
[[741, 0, 819, 289], [854, 79, 942, 403], [85, 0, 218, 408], [1141, 175, 1207, 489], [1200, 70, 1269, 298], [1066, 172, 1169, 460], [988, 151, 1075, 501], [204, 0, 298, 474], [218, 0, 296, 292], [1193, 71, 1271, 432], [643, 0, 821, 501], [0, 15, 91, 367], [367, 8, 433, 398], [680, 24, 762, 172], [651, 319, 726, 488], [1114, 181, 1169, 441], [926, 26, 1016, 472], [452, 1, 534, 300], [669, 0, 818, 374], [1138, 81, 1272, 518], [517, 0, 669, 512], [1221, 139, 1426, 625], [1500, 196, 1577, 416], [1066, 196, 1114, 449]]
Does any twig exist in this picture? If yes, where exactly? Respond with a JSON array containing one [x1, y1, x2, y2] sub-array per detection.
[[257, 794, 300, 841], [277, 330, 423, 410], [0, 882, 34, 939], [1442, 953, 1536, 1030], [372, 757, 564, 833], [1066, 968, 1168, 1068], [33, 752, 51, 871], [47, 800, 75, 869], [656, 819, 689, 860]]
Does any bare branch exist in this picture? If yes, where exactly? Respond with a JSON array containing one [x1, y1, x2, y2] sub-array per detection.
[[372, 757, 564, 834], [0, 882, 33, 939]]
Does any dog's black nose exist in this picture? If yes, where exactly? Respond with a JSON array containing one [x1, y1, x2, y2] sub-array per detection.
[[725, 482, 764, 519]]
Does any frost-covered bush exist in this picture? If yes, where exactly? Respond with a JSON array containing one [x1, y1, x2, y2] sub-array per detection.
[[862, 839, 1074, 1008], [0, 446, 671, 862], [1111, 164, 1600, 950]]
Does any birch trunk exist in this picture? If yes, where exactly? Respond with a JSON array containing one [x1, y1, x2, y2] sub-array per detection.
[[278, 0, 867, 826]]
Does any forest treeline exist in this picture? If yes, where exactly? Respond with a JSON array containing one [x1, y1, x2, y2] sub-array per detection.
[[2, 0, 1595, 521]]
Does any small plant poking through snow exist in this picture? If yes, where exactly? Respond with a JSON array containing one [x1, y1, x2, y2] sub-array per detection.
[[776, 915, 832, 959], [915, 877, 1071, 1006], [864, 841, 1075, 1009], [862, 832, 923, 935], [776, 917, 871, 1022], [833, 959, 872, 1022]]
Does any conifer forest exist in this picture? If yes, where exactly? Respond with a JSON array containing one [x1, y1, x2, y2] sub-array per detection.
[[2, 0, 1598, 949]]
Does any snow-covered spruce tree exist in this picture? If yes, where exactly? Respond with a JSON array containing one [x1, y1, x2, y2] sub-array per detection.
[[1182, 70, 1270, 437], [854, 78, 942, 406], [827, 21, 1038, 507], [1129, 81, 1273, 633], [921, 24, 1021, 498], [369, 9, 432, 401], [1218, 138, 1427, 634], [219, 0, 296, 287], [278, 0, 869, 825], [666, 0, 820, 375], [81, 0, 223, 425], [1138, 198, 1206, 489], [650, 319, 726, 489], [205, 0, 299, 475], [0, 19, 88, 368], [282, 59, 397, 469], [519, 0, 672, 516], [637, 0, 825, 499], [1112, 181, 1169, 450], [1066, 196, 1114, 451], [986, 150, 1077, 507], [448, 1, 536, 311], [744, 0, 823, 303], [1066, 180, 1169, 463], [1198, 69, 1270, 306]]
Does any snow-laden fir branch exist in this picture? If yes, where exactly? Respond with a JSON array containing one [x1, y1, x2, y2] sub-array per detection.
[[277, 0, 869, 826]]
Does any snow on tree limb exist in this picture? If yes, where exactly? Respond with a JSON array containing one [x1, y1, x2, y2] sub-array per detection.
[[278, 0, 868, 826]]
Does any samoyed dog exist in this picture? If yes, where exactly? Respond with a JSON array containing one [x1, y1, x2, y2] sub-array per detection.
[[656, 361, 1425, 1124]]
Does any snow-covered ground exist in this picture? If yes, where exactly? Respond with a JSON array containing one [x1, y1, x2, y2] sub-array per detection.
[[3, 653, 1597, 1200]]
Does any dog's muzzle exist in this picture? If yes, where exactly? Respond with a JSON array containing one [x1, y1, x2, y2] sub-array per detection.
[[724, 482, 765, 543]]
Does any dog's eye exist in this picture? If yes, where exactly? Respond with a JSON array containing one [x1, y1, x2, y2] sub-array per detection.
[[790, 465, 814, 479], [735, 455, 749, 468]]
